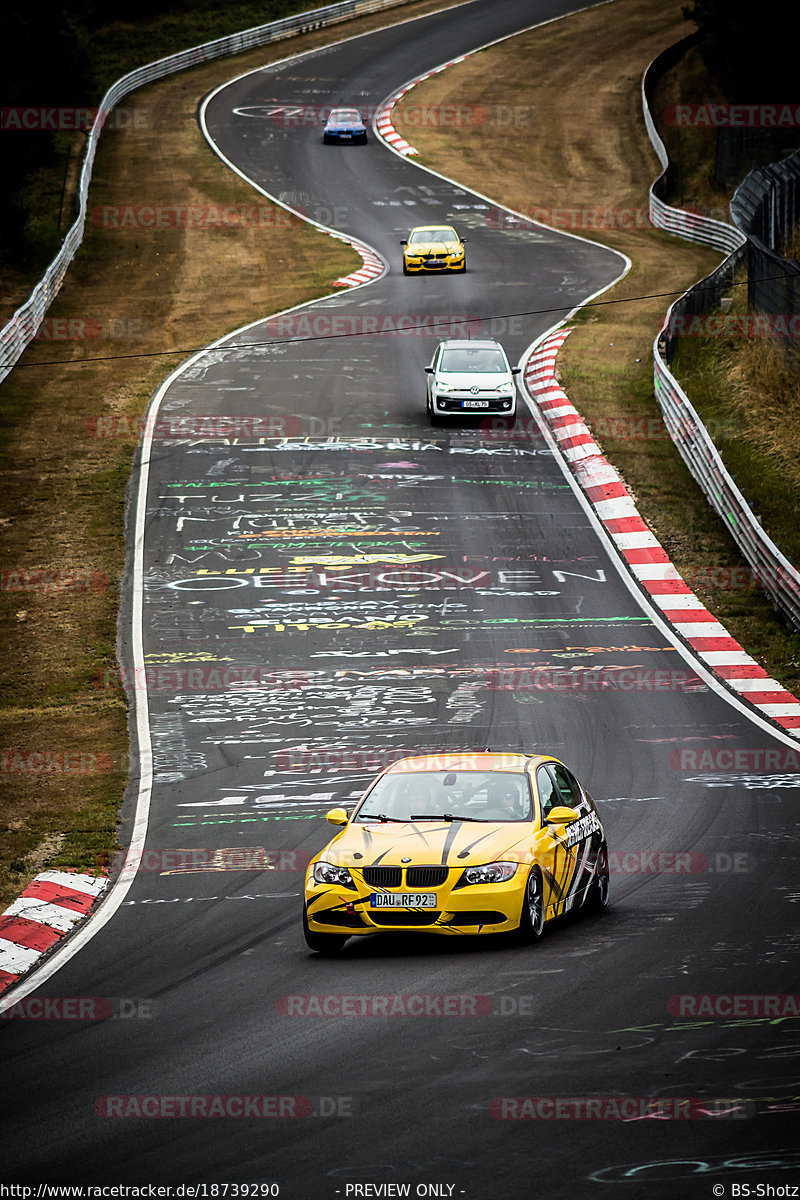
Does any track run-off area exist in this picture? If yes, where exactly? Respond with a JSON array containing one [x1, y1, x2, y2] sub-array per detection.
[[2, 2, 799, 1196]]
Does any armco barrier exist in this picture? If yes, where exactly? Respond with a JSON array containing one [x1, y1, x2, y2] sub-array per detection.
[[642, 41, 800, 631], [0, 0, 412, 384], [642, 37, 746, 256]]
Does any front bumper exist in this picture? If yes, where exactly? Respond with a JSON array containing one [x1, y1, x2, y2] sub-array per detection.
[[432, 393, 516, 415], [403, 254, 464, 273], [324, 130, 367, 142], [305, 873, 524, 937]]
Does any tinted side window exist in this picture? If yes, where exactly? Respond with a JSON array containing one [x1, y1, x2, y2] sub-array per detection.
[[547, 764, 583, 808], [536, 766, 558, 821]]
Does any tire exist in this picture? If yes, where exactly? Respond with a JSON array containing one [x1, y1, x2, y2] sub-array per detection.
[[586, 843, 610, 914], [402, 263, 409, 275], [303, 904, 347, 955], [518, 867, 545, 942]]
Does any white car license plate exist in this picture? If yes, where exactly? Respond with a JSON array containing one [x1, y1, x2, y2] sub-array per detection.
[[370, 892, 437, 908], [463, 400, 489, 408]]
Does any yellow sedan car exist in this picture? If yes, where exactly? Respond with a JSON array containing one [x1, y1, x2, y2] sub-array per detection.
[[303, 752, 609, 954], [400, 225, 467, 274]]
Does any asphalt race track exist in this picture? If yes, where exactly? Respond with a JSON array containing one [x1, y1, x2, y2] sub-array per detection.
[[2, 1, 799, 1195]]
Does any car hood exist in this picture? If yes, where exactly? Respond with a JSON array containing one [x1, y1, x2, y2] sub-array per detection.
[[437, 371, 511, 386], [323, 819, 529, 867], [408, 239, 461, 253]]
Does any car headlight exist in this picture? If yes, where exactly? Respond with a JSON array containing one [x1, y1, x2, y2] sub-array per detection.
[[456, 861, 518, 886], [495, 385, 511, 394], [313, 861, 356, 889], [436, 382, 455, 392]]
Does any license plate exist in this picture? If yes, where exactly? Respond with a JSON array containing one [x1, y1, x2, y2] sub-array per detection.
[[370, 892, 437, 908], [463, 400, 489, 408], [339, 134, 352, 139]]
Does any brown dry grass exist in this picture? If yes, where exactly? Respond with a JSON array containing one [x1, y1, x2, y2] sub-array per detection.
[[0, 0, 474, 911], [393, 0, 800, 693]]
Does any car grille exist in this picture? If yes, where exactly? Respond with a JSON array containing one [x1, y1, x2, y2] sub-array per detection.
[[362, 866, 402, 887], [361, 865, 448, 888], [406, 866, 449, 888], [368, 911, 441, 926]]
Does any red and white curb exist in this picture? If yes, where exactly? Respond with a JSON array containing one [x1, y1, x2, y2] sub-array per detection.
[[526, 327, 800, 735], [374, 54, 472, 157], [333, 236, 385, 288], [0, 870, 108, 994]]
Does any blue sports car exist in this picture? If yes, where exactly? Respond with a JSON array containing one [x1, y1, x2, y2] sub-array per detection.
[[323, 107, 367, 144]]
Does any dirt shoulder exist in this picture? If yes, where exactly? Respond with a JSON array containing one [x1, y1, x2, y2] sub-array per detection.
[[392, 0, 800, 695]]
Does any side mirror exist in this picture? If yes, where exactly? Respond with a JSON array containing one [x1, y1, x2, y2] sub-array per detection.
[[545, 806, 580, 826], [325, 807, 349, 826], [511, 367, 521, 375], [461, 237, 469, 243], [424, 366, 434, 373], [400, 239, 408, 245]]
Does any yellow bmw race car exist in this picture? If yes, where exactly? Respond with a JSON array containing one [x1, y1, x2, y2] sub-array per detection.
[[303, 752, 609, 954], [400, 225, 467, 274]]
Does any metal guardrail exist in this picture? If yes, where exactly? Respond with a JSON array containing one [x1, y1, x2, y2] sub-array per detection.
[[642, 41, 800, 630], [642, 37, 746, 257], [0, 0, 411, 383]]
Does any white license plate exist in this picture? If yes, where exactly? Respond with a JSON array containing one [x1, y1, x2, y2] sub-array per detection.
[[463, 400, 489, 408], [370, 892, 437, 908]]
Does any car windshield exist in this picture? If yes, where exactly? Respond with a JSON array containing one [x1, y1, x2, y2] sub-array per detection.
[[355, 771, 531, 822], [330, 110, 361, 123], [409, 228, 457, 243], [439, 348, 508, 373]]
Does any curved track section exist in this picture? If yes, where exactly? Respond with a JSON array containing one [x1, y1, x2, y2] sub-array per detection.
[[2, 3, 799, 1196]]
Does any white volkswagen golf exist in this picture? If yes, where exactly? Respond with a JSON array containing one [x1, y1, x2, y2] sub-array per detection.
[[425, 338, 520, 421]]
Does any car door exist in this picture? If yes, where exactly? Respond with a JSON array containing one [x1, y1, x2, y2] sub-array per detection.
[[428, 345, 440, 403], [532, 764, 579, 920], [547, 762, 602, 911]]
